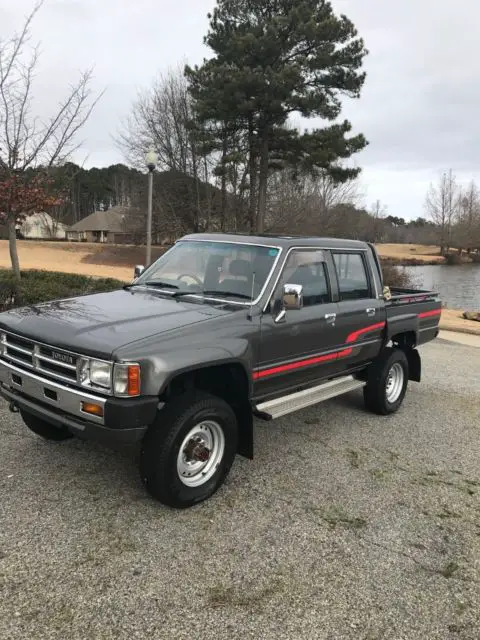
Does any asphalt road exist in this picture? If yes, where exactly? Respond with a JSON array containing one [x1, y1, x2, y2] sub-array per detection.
[[0, 338, 479, 640]]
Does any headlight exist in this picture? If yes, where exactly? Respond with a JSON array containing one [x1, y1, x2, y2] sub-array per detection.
[[113, 363, 141, 397], [77, 358, 140, 396], [0, 333, 6, 356], [90, 361, 112, 388], [78, 358, 112, 391]]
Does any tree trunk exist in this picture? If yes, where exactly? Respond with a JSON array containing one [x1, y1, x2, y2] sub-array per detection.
[[8, 219, 21, 281], [203, 155, 211, 231], [256, 132, 269, 233], [236, 166, 248, 233], [247, 117, 257, 233], [191, 141, 201, 232], [220, 132, 228, 231]]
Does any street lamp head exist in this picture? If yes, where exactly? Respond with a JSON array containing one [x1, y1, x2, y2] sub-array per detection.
[[145, 147, 158, 172]]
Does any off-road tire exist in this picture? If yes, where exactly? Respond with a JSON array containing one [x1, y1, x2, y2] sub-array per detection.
[[363, 347, 409, 415], [20, 410, 74, 441], [139, 392, 238, 508]]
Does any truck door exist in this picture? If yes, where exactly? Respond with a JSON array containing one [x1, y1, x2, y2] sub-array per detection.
[[254, 248, 343, 399], [330, 250, 386, 374]]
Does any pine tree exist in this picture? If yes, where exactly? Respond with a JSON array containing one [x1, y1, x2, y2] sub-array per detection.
[[186, 0, 368, 232]]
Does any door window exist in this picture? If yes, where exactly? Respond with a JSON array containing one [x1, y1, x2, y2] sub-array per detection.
[[333, 253, 371, 301], [282, 250, 330, 307]]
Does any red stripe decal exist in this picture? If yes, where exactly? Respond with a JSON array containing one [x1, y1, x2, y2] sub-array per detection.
[[253, 321, 385, 379], [345, 321, 386, 344], [253, 351, 338, 380], [418, 309, 442, 319]]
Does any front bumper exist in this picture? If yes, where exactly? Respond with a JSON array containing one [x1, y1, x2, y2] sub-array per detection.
[[0, 359, 158, 444]]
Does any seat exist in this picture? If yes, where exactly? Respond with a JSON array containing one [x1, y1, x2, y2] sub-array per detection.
[[219, 259, 253, 298], [204, 257, 254, 298], [290, 264, 329, 306]]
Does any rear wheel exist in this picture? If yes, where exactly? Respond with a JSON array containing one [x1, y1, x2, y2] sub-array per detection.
[[363, 348, 409, 415], [20, 410, 74, 441], [140, 392, 238, 508]]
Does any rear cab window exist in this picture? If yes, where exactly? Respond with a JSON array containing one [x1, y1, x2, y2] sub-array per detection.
[[332, 252, 371, 301]]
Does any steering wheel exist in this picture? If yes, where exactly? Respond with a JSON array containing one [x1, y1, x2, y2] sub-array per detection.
[[177, 273, 203, 287]]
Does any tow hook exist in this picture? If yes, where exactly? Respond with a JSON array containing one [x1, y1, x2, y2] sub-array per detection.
[[9, 401, 19, 414]]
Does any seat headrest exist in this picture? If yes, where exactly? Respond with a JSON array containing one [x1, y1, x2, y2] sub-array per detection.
[[229, 259, 252, 278]]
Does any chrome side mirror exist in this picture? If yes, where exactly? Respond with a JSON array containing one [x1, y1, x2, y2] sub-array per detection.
[[282, 283, 303, 310], [134, 265, 145, 279]]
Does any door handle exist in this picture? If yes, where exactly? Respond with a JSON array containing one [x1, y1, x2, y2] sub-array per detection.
[[324, 313, 336, 324], [366, 307, 376, 317]]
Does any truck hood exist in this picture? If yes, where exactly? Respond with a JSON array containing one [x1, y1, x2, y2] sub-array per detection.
[[0, 289, 231, 359]]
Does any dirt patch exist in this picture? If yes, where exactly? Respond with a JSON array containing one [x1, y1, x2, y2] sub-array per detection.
[[440, 309, 480, 336], [0, 240, 170, 282], [80, 244, 169, 267], [376, 243, 445, 265]]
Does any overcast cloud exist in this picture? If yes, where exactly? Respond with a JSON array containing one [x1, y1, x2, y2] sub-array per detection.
[[1, 0, 479, 219]]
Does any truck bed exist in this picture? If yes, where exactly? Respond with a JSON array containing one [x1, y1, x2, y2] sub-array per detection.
[[385, 287, 442, 346]]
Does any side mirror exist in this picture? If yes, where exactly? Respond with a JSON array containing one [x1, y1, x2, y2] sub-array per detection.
[[134, 265, 145, 279], [282, 283, 303, 310]]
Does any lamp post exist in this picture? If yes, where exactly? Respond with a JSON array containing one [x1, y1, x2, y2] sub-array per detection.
[[145, 147, 158, 266]]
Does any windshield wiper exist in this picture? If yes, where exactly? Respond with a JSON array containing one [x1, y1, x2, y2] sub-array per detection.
[[171, 290, 199, 299], [201, 290, 252, 301], [126, 280, 179, 290], [143, 281, 179, 289]]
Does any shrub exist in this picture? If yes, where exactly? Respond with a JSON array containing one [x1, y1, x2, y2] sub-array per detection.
[[445, 253, 462, 265], [0, 269, 124, 311], [381, 263, 413, 289]]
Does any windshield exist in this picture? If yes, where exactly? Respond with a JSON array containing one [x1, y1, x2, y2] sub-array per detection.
[[135, 240, 280, 301]]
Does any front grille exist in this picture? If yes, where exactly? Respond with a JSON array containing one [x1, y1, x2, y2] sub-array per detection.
[[1, 332, 79, 384]]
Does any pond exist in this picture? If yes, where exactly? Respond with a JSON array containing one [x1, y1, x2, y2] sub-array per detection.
[[403, 264, 480, 310]]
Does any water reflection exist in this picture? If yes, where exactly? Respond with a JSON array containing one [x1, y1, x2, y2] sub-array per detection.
[[404, 265, 480, 309]]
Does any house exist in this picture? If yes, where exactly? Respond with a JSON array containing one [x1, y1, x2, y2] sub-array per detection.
[[20, 212, 67, 240], [67, 206, 141, 244]]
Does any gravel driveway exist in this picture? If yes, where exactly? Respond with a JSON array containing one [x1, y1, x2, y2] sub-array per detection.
[[0, 338, 479, 640]]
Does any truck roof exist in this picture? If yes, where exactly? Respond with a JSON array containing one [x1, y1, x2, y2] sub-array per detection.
[[181, 232, 368, 250]]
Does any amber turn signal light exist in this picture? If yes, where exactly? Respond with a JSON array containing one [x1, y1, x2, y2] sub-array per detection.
[[81, 402, 104, 417], [127, 364, 140, 396]]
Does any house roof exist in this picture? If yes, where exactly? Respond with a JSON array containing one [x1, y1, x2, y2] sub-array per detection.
[[68, 206, 139, 233]]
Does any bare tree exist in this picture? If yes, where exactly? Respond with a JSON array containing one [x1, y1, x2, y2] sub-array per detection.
[[38, 211, 62, 239], [425, 170, 460, 255], [117, 66, 216, 235], [368, 199, 387, 243], [266, 169, 363, 235], [456, 180, 480, 253], [316, 171, 364, 216], [0, 1, 102, 278], [117, 66, 196, 173]]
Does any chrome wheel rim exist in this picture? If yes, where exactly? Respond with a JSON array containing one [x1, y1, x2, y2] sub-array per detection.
[[385, 362, 404, 404], [177, 421, 225, 487]]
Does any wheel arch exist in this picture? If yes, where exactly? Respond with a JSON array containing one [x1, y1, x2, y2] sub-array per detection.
[[160, 361, 253, 459]]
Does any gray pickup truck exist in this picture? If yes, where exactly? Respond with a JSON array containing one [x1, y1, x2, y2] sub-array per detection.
[[0, 234, 442, 507]]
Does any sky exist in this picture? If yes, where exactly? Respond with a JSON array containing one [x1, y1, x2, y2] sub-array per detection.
[[1, 0, 479, 220]]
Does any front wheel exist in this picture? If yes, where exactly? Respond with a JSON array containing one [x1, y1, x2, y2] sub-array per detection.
[[139, 392, 238, 508], [363, 348, 409, 415]]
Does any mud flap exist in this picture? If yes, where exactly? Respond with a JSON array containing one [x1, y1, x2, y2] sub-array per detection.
[[405, 348, 421, 382], [234, 401, 254, 459]]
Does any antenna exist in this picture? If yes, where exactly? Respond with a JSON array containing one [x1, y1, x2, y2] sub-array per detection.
[[248, 271, 256, 320]]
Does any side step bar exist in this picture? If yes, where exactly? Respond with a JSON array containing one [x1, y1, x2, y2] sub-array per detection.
[[255, 375, 366, 420]]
